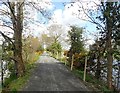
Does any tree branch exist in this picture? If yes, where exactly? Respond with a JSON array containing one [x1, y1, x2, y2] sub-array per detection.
[[0, 31, 15, 51], [78, 1, 106, 31], [0, 25, 14, 31], [7, 2, 17, 21]]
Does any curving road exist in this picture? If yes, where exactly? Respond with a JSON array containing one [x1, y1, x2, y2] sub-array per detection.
[[22, 52, 90, 91]]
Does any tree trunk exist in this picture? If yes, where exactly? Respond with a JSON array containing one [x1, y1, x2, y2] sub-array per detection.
[[95, 41, 101, 79], [9, 2, 25, 77], [107, 47, 113, 90], [14, 29, 25, 77], [117, 62, 120, 90], [106, 26, 113, 90], [16, 2, 25, 77], [95, 55, 101, 79]]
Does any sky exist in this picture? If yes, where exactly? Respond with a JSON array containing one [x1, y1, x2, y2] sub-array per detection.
[[31, 0, 100, 49], [0, 0, 101, 50]]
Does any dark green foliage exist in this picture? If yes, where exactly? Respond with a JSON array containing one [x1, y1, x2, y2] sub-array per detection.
[[68, 26, 84, 54], [89, 1, 120, 90], [4, 73, 17, 88], [67, 26, 85, 67]]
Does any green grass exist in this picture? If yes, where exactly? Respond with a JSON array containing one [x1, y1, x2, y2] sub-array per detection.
[[50, 56, 113, 92], [3, 62, 35, 92], [2, 53, 40, 92], [8, 72, 30, 91], [72, 69, 113, 92]]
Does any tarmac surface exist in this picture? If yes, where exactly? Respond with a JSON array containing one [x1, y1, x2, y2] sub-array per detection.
[[22, 52, 89, 91]]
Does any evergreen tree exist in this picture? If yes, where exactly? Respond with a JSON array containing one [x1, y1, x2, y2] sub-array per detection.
[[68, 26, 84, 64]]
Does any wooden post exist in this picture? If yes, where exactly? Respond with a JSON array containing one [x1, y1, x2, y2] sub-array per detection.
[[71, 54, 74, 71], [64, 56, 67, 65], [83, 56, 87, 81], [60, 52, 62, 61], [57, 52, 58, 59]]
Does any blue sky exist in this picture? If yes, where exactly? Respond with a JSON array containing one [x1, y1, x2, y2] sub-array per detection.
[[47, 1, 98, 48], [0, 0, 99, 49], [36, 1, 97, 34], [35, 1, 98, 47], [52, 2, 65, 10], [51, 1, 97, 33]]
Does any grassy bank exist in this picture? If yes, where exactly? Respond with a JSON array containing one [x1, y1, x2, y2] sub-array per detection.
[[72, 69, 112, 92], [59, 58, 114, 93], [2, 52, 40, 92]]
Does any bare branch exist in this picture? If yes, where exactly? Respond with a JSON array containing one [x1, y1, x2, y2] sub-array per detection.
[[0, 9, 10, 16], [0, 24, 14, 31], [0, 31, 15, 51], [18, 1, 25, 10], [7, 2, 17, 21], [78, 1, 105, 31], [28, 2, 51, 20]]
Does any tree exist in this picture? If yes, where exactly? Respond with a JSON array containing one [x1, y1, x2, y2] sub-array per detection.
[[89, 39, 105, 79], [67, 26, 85, 65], [8, 2, 25, 77], [47, 24, 65, 43], [43, 24, 65, 57], [22, 35, 42, 63], [36, 45, 44, 52], [71, 1, 120, 89], [68, 26, 84, 54], [97, 2, 120, 89], [0, 2, 25, 77], [0, 1, 52, 77], [39, 33, 53, 48], [47, 42, 62, 58]]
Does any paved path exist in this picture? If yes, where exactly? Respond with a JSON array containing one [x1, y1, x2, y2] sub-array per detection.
[[22, 52, 89, 91]]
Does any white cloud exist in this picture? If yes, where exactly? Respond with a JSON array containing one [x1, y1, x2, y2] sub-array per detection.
[[63, 1, 100, 20], [47, 0, 101, 49], [24, 0, 100, 40], [49, 8, 86, 27], [37, 1, 99, 50], [0, 1, 99, 49], [49, 0, 101, 26], [50, 9, 63, 24], [23, 0, 54, 36]]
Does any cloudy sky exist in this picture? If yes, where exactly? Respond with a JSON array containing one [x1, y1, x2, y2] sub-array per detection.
[[27, 0, 101, 49], [0, 0, 101, 50]]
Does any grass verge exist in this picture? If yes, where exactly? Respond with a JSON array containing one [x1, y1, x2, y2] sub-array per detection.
[[72, 69, 115, 93], [49, 55, 111, 92], [2, 53, 40, 92]]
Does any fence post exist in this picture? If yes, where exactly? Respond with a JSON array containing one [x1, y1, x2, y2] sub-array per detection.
[[71, 54, 74, 71], [65, 57, 67, 65], [83, 56, 87, 81]]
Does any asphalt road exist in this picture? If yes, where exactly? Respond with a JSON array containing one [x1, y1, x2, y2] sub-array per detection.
[[22, 52, 90, 91]]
